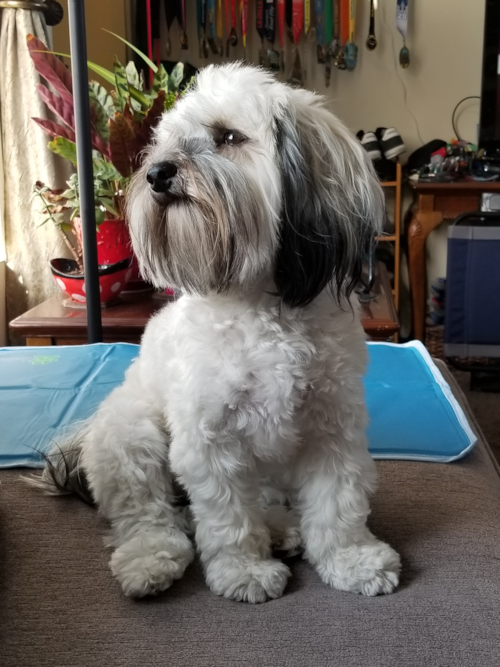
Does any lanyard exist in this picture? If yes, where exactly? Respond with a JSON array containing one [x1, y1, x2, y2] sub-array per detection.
[[264, 0, 276, 44], [325, 0, 332, 45], [179, 0, 188, 48], [291, 0, 304, 45], [305, 0, 310, 35], [340, 0, 349, 45], [241, 0, 249, 51], [397, 0, 410, 67], [206, 0, 218, 53]]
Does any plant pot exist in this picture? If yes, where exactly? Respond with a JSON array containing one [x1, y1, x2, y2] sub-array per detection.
[[73, 217, 154, 293], [50, 257, 133, 305], [73, 218, 133, 265]]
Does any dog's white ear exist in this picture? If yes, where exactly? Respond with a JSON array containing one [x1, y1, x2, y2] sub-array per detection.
[[274, 91, 385, 308]]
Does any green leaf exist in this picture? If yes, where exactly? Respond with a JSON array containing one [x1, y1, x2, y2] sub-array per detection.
[[113, 57, 129, 112], [95, 208, 105, 225], [152, 64, 170, 95], [128, 84, 151, 110], [125, 61, 141, 89], [169, 63, 184, 91], [102, 29, 158, 73], [61, 189, 77, 199], [89, 81, 115, 118], [99, 197, 120, 217], [92, 158, 122, 182], [48, 137, 77, 166], [88, 93, 110, 141], [165, 90, 176, 111]]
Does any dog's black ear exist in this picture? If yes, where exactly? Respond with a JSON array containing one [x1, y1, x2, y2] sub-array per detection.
[[274, 95, 384, 308]]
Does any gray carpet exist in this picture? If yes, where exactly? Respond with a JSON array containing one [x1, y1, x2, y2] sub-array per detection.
[[1, 365, 500, 667], [449, 366, 500, 464]]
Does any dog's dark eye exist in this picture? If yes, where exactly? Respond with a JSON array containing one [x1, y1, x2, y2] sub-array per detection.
[[219, 130, 246, 147]]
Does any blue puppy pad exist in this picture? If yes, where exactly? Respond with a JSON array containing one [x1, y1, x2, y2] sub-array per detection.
[[0, 344, 140, 468], [0, 341, 476, 468], [365, 341, 476, 462]]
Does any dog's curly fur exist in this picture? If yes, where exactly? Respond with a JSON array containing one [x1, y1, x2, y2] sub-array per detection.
[[29, 63, 401, 602]]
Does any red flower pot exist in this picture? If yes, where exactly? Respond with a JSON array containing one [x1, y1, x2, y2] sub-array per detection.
[[73, 218, 133, 265], [50, 258, 133, 305]]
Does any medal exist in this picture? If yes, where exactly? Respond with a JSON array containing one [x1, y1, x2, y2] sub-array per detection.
[[366, 0, 377, 50], [397, 0, 410, 68]]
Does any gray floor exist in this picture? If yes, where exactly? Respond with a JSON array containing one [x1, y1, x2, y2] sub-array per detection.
[[449, 366, 500, 464]]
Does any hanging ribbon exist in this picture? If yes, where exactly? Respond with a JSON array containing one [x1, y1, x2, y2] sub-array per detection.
[[324, 0, 333, 84], [340, 0, 349, 45], [207, 0, 218, 53], [345, 0, 357, 70], [197, 0, 208, 57], [292, 0, 304, 45], [229, 0, 238, 46], [277, 0, 285, 70], [241, 0, 249, 52], [397, 0, 410, 67], [315, 0, 325, 63], [164, 0, 177, 56], [304, 0, 310, 35], [217, 0, 223, 51], [287, 0, 304, 85], [264, 0, 275, 43], [257, 0, 268, 65], [366, 0, 377, 50], [146, 0, 153, 87], [265, 0, 280, 70], [179, 0, 188, 49]]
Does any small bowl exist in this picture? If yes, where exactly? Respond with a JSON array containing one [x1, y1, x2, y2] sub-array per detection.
[[50, 257, 133, 305]]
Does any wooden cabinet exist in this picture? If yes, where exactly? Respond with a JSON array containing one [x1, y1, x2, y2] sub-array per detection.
[[378, 161, 402, 311]]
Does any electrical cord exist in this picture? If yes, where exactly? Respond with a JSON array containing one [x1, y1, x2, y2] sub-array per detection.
[[451, 96, 480, 142]]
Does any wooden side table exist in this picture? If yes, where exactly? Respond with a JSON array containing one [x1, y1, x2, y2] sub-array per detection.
[[9, 264, 398, 345], [407, 180, 500, 342]]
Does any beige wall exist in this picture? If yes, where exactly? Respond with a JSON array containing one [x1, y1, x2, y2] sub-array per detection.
[[53, 0, 128, 77]]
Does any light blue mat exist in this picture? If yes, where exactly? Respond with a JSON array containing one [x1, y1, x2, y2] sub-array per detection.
[[0, 341, 476, 468]]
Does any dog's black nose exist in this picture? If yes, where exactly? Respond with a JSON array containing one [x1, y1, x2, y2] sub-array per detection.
[[147, 162, 178, 193]]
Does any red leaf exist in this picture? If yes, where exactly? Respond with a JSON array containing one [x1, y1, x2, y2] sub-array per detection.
[[36, 84, 75, 131], [132, 91, 166, 169], [91, 131, 111, 160], [27, 34, 73, 107], [109, 114, 136, 177], [32, 117, 76, 142]]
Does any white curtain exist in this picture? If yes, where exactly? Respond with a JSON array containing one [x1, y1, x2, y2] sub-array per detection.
[[0, 8, 70, 338]]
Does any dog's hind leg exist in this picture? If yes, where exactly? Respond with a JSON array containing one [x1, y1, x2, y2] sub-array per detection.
[[32, 360, 194, 598], [84, 374, 194, 597]]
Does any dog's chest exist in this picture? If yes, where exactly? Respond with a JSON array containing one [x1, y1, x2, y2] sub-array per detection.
[[156, 294, 364, 456]]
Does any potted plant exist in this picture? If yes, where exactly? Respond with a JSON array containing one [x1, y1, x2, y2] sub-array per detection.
[[27, 32, 184, 305]]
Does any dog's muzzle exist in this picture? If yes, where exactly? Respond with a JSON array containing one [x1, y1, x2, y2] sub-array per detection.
[[147, 161, 178, 204]]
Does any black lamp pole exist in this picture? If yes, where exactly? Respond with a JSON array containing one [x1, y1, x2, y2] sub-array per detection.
[[67, 0, 102, 343]]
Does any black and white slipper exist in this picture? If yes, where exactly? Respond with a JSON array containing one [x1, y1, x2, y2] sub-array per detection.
[[356, 130, 382, 161], [375, 127, 406, 160]]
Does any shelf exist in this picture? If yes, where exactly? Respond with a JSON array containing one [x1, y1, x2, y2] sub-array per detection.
[[381, 181, 398, 187]]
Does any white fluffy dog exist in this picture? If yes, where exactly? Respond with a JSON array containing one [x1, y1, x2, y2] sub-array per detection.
[[33, 63, 401, 603]]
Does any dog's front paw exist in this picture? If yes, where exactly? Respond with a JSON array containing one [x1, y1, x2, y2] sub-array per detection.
[[205, 555, 290, 603], [316, 540, 401, 596], [110, 529, 194, 597]]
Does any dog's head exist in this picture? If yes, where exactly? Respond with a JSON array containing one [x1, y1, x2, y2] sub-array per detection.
[[127, 63, 384, 306]]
